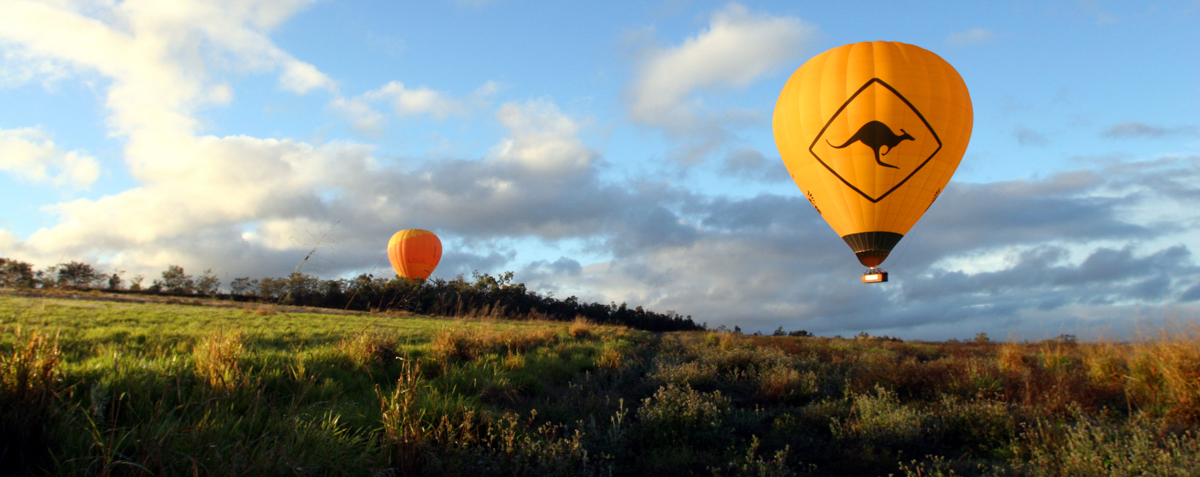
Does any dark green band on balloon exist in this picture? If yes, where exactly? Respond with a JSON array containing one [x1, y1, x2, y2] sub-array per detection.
[[841, 232, 904, 267]]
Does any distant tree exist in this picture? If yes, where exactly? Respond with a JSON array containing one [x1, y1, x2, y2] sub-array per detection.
[[1050, 334, 1078, 345], [106, 272, 123, 290], [974, 332, 991, 344], [195, 269, 220, 297], [156, 265, 194, 294], [257, 277, 286, 301], [35, 267, 55, 288], [129, 274, 145, 291], [0, 258, 36, 288], [229, 277, 256, 296], [56, 261, 101, 287], [787, 330, 813, 337]]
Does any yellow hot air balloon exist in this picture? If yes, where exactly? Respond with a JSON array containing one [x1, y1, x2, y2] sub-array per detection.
[[773, 41, 973, 282], [387, 229, 442, 280]]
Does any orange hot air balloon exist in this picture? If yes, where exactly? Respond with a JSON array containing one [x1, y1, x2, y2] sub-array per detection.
[[773, 41, 973, 282], [387, 229, 442, 280]]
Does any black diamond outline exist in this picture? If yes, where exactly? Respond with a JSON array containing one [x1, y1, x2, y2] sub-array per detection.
[[808, 78, 942, 203]]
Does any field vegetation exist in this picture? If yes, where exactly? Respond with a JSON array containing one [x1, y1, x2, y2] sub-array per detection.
[[0, 258, 700, 332], [3, 293, 1200, 476]]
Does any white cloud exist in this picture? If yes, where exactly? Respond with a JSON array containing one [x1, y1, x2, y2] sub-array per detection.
[[330, 79, 498, 133], [515, 157, 1200, 339], [945, 28, 994, 47], [627, 3, 817, 130], [3, 1, 1195, 342], [280, 59, 335, 93], [364, 81, 468, 119], [0, 0, 332, 142], [491, 100, 592, 174], [329, 96, 385, 135], [0, 127, 100, 189]]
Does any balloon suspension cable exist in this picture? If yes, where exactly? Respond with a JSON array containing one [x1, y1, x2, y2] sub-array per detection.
[[861, 267, 888, 284]]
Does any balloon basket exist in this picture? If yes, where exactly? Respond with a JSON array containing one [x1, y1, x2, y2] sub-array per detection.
[[861, 268, 888, 284]]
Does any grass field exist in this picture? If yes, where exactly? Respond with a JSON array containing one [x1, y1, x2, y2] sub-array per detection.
[[3, 292, 1200, 476]]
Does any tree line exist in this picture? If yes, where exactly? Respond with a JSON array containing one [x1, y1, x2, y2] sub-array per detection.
[[0, 257, 703, 332]]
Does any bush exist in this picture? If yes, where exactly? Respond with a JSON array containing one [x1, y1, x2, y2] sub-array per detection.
[[1014, 414, 1200, 476], [637, 383, 730, 445], [832, 385, 929, 448]]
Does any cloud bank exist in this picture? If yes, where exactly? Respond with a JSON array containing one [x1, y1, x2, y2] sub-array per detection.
[[1, 2, 1197, 342]]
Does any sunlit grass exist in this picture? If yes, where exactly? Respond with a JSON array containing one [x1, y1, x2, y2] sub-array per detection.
[[3, 294, 1200, 476]]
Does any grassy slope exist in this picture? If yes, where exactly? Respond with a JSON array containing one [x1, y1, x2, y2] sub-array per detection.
[[3, 294, 1200, 476]]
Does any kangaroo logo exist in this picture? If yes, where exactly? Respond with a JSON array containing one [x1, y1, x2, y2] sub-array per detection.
[[808, 78, 943, 203], [826, 121, 914, 169]]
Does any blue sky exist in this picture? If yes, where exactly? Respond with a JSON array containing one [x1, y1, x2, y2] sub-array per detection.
[[1, 0, 1199, 340]]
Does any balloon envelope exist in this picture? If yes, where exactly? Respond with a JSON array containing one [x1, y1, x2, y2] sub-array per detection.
[[773, 41, 973, 268], [387, 229, 442, 280]]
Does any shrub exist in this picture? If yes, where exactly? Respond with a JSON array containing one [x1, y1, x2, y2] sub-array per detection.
[[934, 395, 1015, 454], [711, 436, 797, 477], [832, 385, 929, 447], [637, 383, 730, 445], [757, 367, 819, 403], [1014, 415, 1200, 476]]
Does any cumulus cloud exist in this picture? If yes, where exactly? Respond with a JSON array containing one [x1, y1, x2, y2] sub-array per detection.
[[626, 3, 817, 163], [1103, 121, 1200, 139], [330, 80, 498, 133], [0, 127, 100, 189], [363, 81, 468, 119], [945, 28, 994, 47], [0, 0, 332, 140], [329, 96, 386, 135], [4, 1, 1197, 342], [512, 156, 1200, 339]]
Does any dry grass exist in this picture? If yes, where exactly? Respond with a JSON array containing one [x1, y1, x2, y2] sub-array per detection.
[[0, 326, 62, 471], [429, 326, 559, 362], [595, 347, 626, 369], [241, 305, 277, 315], [1124, 325, 1200, 423], [378, 357, 427, 474], [338, 330, 401, 368], [568, 317, 593, 340], [0, 326, 61, 410], [193, 328, 246, 391]]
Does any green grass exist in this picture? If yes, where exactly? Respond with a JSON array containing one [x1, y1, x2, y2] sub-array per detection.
[[3, 293, 1200, 476]]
